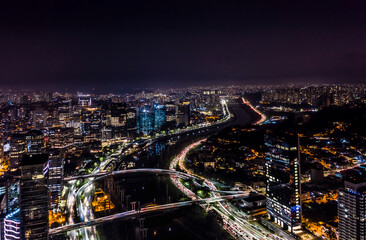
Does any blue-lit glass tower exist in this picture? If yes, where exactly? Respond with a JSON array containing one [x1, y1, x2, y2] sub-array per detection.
[[137, 105, 166, 135], [154, 104, 166, 132], [265, 131, 302, 234], [137, 106, 155, 135]]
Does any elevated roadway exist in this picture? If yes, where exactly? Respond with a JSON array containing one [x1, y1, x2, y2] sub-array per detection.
[[49, 193, 248, 236], [64, 168, 199, 181]]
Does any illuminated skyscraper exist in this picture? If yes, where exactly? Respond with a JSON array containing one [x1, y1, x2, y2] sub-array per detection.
[[77, 92, 92, 107], [137, 106, 155, 135], [81, 107, 102, 139], [176, 102, 190, 126], [153, 104, 166, 132], [32, 109, 48, 130], [25, 130, 44, 154], [9, 134, 27, 168], [19, 154, 49, 240], [137, 105, 166, 135], [126, 108, 137, 138], [265, 131, 302, 234], [0, 134, 4, 166], [48, 127, 74, 149], [338, 179, 366, 240], [48, 150, 64, 209]]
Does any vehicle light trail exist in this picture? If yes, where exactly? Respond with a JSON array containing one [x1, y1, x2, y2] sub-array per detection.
[[242, 97, 266, 125], [170, 140, 282, 240]]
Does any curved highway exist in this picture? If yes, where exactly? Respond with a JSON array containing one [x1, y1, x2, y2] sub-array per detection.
[[58, 97, 266, 239], [169, 140, 281, 240], [49, 193, 247, 236]]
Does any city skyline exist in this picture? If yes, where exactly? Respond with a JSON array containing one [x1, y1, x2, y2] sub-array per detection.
[[0, 85, 365, 239], [1, 1, 366, 239]]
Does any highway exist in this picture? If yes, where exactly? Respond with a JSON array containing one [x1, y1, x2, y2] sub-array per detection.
[[169, 140, 282, 240], [101, 98, 233, 148], [59, 98, 234, 239], [241, 97, 266, 125], [57, 97, 267, 239], [64, 168, 200, 181], [50, 193, 248, 235]]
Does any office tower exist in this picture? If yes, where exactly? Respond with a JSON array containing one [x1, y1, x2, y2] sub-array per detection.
[[25, 130, 44, 154], [310, 163, 324, 183], [81, 107, 102, 139], [265, 131, 302, 234], [59, 99, 72, 114], [32, 109, 48, 130], [165, 102, 176, 123], [108, 103, 128, 127], [9, 134, 26, 168], [101, 127, 113, 140], [48, 150, 64, 209], [126, 108, 137, 137], [154, 104, 166, 131], [58, 99, 73, 127], [78, 92, 92, 107], [48, 127, 74, 149], [19, 154, 49, 240], [176, 102, 191, 126], [0, 135, 4, 164], [4, 208, 21, 240], [338, 179, 366, 240], [137, 106, 155, 135]]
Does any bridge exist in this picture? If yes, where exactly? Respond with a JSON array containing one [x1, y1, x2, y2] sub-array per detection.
[[49, 193, 248, 236], [59, 98, 260, 238]]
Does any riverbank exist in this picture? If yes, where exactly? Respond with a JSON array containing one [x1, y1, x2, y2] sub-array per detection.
[[228, 97, 265, 126]]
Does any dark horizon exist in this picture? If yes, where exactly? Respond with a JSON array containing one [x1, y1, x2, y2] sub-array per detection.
[[1, 0, 366, 92]]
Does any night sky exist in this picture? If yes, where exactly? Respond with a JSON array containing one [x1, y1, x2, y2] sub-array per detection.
[[1, 0, 366, 92]]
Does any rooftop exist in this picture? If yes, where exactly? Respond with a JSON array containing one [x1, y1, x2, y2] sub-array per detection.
[[20, 154, 49, 167]]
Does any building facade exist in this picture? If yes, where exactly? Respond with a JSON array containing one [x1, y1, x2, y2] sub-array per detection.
[[25, 130, 44, 154], [265, 132, 302, 234], [4, 208, 21, 240], [9, 134, 27, 169], [154, 104, 166, 132], [48, 150, 64, 209], [176, 102, 190, 126], [19, 154, 49, 240], [338, 180, 366, 240]]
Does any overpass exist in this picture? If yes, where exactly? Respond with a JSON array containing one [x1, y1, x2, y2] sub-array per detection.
[[64, 168, 199, 181], [49, 193, 248, 236]]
